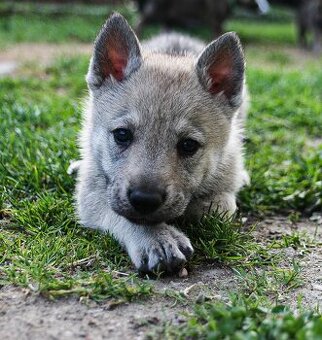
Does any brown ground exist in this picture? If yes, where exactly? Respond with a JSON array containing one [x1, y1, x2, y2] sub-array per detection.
[[255, 216, 322, 310], [0, 42, 92, 76], [1, 216, 321, 340], [0, 266, 236, 340], [0, 42, 321, 77]]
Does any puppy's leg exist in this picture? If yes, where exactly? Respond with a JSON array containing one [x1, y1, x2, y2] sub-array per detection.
[[121, 222, 194, 273], [209, 170, 249, 216], [82, 208, 193, 273], [210, 192, 237, 216]]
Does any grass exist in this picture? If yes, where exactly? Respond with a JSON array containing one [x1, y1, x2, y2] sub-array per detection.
[[155, 299, 322, 339], [0, 2, 297, 47], [0, 2, 136, 48], [0, 2, 322, 338], [241, 66, 322, 215]]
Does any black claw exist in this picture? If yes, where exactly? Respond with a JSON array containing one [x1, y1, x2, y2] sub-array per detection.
[[180, 246, 194, 259], [137, 243, 193, 276], [151, 262, 167, 275], [138, 264, 149, 274], [137, 255, 149, 274]]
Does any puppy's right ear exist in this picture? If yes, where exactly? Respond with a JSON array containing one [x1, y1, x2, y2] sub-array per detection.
[[87, 13, 142, 89]]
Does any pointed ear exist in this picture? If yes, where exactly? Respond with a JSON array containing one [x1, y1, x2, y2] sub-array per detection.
[[87, 13, 142, 89], [196, 32, 245, 108]]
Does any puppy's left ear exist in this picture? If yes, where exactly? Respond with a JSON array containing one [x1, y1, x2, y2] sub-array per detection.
[[196, 32, 245, 108], [87, 13, 142, 89]]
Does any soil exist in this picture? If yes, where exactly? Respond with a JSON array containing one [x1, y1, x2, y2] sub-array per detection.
[[0, 42, 320, 77], [1, 216, 322, 340], [255, 215, 322, 310], [0, 266, 236, 340], [0, 42, 92, 77]]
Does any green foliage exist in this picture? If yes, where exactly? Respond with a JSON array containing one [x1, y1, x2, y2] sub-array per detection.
[[159, 299, 322, 339], [240, 67, 322, 214], [0, 193, 152, 300], [186, 214, 257, 264], [0, 2, 296, 47], [227, 19, 296, 44], [0, 2, 137, 47]]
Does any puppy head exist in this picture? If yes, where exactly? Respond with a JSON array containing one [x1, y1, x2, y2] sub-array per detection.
[[86, 13, 245, 224]]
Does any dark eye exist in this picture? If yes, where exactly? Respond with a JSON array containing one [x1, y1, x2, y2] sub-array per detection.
[[113, 128, 133, 146], [177, 139, 201, 157]]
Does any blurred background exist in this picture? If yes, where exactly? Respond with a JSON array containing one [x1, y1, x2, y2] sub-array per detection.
[[0, 0, 322, 77], [0, 1, 321, 216]]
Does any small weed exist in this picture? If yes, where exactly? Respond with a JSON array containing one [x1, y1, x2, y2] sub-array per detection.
[[186, 213, 256, 264], [156, 298, 322, 339], [273, 264, 303, 292]]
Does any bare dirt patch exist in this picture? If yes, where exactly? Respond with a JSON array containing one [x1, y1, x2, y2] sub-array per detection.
[[245, 44, 322, 71], [0, 43, 92, 64], [1, 217, 321, 339], [0, 266, 236, 340], [0, 42, 321, 78], [256, 216, 322, 309], [0, 43, 92, 77]]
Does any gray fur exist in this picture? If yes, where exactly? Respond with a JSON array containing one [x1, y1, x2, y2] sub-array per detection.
[[75, 13, 249, 273], [142, 32, 205, 56]]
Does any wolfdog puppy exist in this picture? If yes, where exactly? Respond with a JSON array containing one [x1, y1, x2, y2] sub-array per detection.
[[75, 13, 249, 273]]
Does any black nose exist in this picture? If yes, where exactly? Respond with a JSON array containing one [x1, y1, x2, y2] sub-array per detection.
[[128, 188, 165, 215]]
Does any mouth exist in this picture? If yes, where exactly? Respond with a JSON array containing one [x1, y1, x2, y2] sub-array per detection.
[[113, 208, 167, 225], [111, 201, 187, 226], [126, 216, 162, 225]]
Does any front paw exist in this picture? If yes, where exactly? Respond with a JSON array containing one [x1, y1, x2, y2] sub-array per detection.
[[127, 225, 193, 273], [211, 193, 237, 216]]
